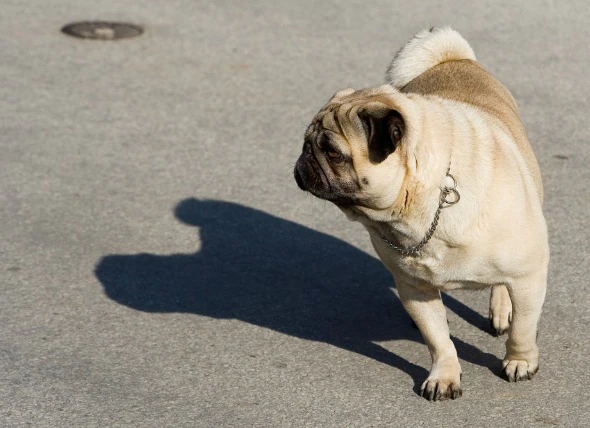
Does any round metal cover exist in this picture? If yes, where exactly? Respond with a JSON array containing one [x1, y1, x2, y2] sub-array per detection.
[[61, 21, 143, 40]]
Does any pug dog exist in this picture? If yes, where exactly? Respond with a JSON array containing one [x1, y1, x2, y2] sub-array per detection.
[[294, 27, 549, 401]]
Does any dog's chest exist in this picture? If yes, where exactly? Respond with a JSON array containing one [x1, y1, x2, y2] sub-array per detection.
[[374, 239, 499, 290], [398, 254, 470, 290]]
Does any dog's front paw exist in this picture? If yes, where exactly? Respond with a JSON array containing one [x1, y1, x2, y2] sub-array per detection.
[[489, 286, 512, 336], [420, 359, 462, 401], [502, 359, 538, 382], [421, 377, 462, 401]]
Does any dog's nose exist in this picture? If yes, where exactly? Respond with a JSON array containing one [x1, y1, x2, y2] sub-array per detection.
[[303, 140, 312, 155]]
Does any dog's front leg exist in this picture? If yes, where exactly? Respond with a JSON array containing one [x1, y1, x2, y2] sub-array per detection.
[[397, 281, 462, 401]]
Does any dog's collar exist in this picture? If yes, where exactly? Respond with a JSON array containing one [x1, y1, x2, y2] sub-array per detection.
[[379, 166, 460, 257]]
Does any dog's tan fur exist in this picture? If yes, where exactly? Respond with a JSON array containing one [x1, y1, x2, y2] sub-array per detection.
[[400, 58, 543, 199], [294, 27, 549, 400]]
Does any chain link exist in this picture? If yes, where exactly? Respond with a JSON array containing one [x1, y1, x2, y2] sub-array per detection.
[[379, 167, 460, 257]]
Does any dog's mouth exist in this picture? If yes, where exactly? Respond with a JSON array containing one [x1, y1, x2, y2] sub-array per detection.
[[294, 152, 331, 197], [294, 155, 358, 206], [294, 166, 306, 191]]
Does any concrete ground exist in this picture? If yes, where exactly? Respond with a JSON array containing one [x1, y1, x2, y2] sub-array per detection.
[[1, 0, 589, 426]]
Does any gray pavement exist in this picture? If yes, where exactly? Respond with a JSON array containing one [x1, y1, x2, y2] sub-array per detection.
[[1, 0, 589, 426]]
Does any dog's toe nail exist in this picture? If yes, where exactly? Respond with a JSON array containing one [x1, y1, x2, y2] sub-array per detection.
[[450, 385, 462, 400]]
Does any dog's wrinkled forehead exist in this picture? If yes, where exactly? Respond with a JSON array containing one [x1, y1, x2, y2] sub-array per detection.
[[308, 87, 397, 145]]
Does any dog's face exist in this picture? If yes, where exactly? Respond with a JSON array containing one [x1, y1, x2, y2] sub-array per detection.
[[294, 87, 408, 212]]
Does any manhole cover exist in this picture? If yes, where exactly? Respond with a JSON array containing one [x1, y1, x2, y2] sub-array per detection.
[[61, 21, 143, 40]]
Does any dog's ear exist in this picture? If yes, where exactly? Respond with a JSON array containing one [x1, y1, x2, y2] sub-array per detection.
[[358, 104, 405, 163]]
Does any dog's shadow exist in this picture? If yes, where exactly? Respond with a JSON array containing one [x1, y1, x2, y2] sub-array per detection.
[[95, 198, 500, 390]]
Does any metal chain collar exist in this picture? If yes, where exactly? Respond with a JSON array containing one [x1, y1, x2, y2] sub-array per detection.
[[379, 167, 460, 257]]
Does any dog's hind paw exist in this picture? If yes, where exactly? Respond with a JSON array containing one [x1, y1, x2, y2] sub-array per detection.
[[502, 359, 538, 382]]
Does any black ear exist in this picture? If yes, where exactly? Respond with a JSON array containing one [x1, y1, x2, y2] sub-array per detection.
[[359, 108, 405, 163]]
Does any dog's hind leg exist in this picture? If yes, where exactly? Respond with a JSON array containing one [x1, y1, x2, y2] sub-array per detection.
[[489, 285, 512, 336], [502, 269, 547, 382]]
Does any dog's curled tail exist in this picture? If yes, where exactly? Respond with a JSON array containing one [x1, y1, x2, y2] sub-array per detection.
[[386, 27, 476, 88]]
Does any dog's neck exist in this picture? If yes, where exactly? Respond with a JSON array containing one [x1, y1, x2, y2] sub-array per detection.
[[341, 98, 459, 253], [341, 161, 457, 255]]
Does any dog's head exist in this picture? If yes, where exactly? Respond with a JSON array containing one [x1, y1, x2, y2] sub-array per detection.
[[294, 85, 413, 213]]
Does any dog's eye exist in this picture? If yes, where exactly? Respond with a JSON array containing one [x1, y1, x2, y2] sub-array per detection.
[[325, 149, 342, 162], [319, 134, 344, 162]]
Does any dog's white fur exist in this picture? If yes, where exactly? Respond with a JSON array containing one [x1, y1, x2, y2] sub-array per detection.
[[383, 28, 531, 342], [370, 29, 548, 398], [386, 27, 476, 88], [317, 28, 548, 399]]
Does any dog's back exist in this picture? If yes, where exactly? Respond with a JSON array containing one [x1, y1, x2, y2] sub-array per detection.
[[387, 27, 543, 202]]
